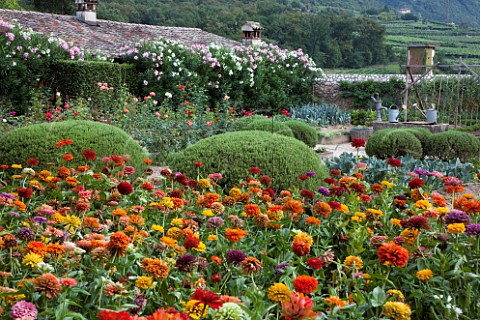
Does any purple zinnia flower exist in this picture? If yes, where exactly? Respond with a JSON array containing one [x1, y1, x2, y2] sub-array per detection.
[[225, 249, 247, 265], [197, 257, 208, 270], [445, 209, 471, 225], [466, 224, 480, 236], [0, 192, 15, 200], [306, 171, 316, 177], [317, 186, 330, 196], [17, 227, 35, 241], [130, 293, 147, 314], [176, 254, 197, 272], [274, 262, 290, 274], [8, 211, 20, 217], [206, 217, 224, 230], [10, 300, 38, 320], [33, 216, 47, 224], [413, 168, 430, 176]]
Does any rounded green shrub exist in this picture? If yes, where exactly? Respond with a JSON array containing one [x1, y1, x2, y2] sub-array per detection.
[[366, 129, 423, 159], [167, 131, 327, 191], [0, 120, 148, 171], [424, 130, 480, 162], [230, 115, 267, 131], [246, 119, 294, 138], [284, 120, 319, 148], [397, 127, 432, 149]]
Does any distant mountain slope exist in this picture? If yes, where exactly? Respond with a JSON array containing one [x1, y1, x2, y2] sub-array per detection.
[[313, 0, 480, 28]]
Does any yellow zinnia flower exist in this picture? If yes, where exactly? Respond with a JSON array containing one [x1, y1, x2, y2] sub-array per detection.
[[382, 301, 411, 320], [293, 232, 313, 246], [400, 228, 420, 245], [22, 252, 43, 268], [447, 223, 466, 234], [170, 218, 184, 228], [202, 209, 214, 217], [344, 256, 363, 270], [351, 212, 366, 223], [11, 164, 22, 169], [197, 179, 210, 189], [135, 276, 154, 289], [387, 289, 405, 302], [207, 234, 218, 241], [414, 200, 431, 210], [267, 283, 291, 303], [193, 242, 206, 252], [391, 218, 402, 227], [159, 197, 174, 209], [183, 300, 208, 320], [339, 204, 350, 214], [416, 269, 433, 281], [381, 180, 394, 188], [151, 225, 164, 232]]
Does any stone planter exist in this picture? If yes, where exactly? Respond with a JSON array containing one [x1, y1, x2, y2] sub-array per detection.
[[350, 127, 373, 141]]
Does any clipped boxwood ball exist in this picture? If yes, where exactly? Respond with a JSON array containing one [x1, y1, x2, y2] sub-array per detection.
[[397, 127, 432, 149], [246, 118, 294, 138], [284, 120, 319, 148], [230, 115, 267, 131], [0, 120, 148, 170], [424, 130, 480, 162], [167, 131, 327, 191], [366, 129, 422, 159]]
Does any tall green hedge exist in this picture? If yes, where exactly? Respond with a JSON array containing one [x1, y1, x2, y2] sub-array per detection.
[[0, 120, 148, 171], [54, 60, 137, 99], [167, 131, 327, 191]]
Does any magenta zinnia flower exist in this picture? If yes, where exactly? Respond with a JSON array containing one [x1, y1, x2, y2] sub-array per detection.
[[11, 300, 38, 320]]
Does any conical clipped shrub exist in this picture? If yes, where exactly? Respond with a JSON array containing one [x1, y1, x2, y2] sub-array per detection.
[[167, 131, 327, 191], [424, 130, 480, 162], [0, 120, 148, 170], [284, 120, 319, 148], [246, 118, 294, 137], [366, 129, 423, 159]]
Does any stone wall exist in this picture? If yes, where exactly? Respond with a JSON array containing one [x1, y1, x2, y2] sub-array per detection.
[[314, 73, 462, 108], [313, 74, 406, 108]]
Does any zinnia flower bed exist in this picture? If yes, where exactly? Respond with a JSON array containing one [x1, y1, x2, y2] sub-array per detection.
[[0, 142, 479, 320]]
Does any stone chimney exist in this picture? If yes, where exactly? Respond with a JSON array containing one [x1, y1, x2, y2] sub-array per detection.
[[241, 21, 263, 46], [75, 0, 98, 26]]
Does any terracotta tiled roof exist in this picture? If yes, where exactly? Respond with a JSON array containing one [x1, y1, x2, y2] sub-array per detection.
[[0, 9, 241, 55]]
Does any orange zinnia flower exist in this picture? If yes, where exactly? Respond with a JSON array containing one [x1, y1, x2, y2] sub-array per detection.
[[107, 231, 131, 256], [377, 241, 409, 268], [25, 241, 48, 257], [244, 203, 261, 217], [312, 201, 332, 218], [225, 228, 248, 242], [293, 275, 318, 294], [283, 200, 304, 214], [141, 257, 169, 279]]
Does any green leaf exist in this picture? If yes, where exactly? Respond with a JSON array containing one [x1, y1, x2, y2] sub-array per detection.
[[370, 286, 386, 307]]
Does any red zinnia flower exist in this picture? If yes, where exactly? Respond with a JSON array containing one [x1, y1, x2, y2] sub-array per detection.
[[408, 178, 424, 189], [250, 167, 261, 175], [26, 158, 39, 166], [193, 161, 204, 168], [190, 288, 223, 309], [183, 234, 200, 249], [300, 189, 315, 200], [260, 175, 271, 187], [54, 139, 73, 147], [377, 241, 409, 268], [82, 149, 97, 160], [351, 138, 366, 148], [117, 181, 133, 195], [306, 257, 323, 270], [298, 175, 308, 181], [292, 240, 311, 256], [327, 201, 341, 210], [293, 275, 318, 294], [142, 182, 154, 190], [387, 158, 402, 167], [17, 187, 33, 199], [98, 310, 132, 320], [330, 169, 341, 176], [324, 178, 337, 185]]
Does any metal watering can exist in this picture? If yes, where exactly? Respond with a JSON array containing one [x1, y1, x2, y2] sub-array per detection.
[[412, 103, 437, 124], [388, 105, 400, 123]]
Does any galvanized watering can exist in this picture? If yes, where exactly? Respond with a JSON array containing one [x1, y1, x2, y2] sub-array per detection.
[[388, 105, 400, 123]]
